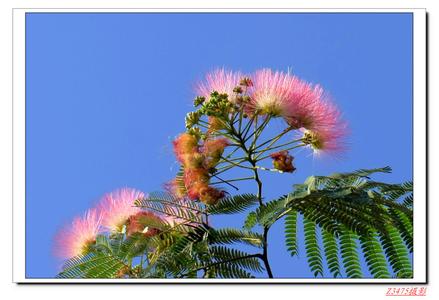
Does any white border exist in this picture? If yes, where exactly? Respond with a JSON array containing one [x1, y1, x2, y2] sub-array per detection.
[[12, 8, 427, 283]]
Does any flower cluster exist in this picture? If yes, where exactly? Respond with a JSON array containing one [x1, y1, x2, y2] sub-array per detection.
[[126, 211, 163, 237], [270, 150, 296, 173], [195, 68, 347, 154], [172, 133, 229, 205], [196, 68, 244, 104], [53, 209, 102, 259], [54, 188, 166, 259]]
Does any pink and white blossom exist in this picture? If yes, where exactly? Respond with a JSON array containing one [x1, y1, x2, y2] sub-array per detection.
[[98, 188, 145, 232], [54, 208, 102, 259]]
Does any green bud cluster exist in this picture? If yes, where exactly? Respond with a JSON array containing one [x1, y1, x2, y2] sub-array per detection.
[[199, 91, 233, 119], [185, 111, 201, 129], [193, 96, 206, 107], [187, 126, 204, 141]]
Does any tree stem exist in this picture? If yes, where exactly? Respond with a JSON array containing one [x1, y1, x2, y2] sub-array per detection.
[[228, 109, 274, 278], [262, 227, 274, 278]]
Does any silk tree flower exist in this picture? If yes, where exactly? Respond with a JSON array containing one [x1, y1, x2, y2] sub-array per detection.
[[196, 68, 244, 104], [287, 87, 347, 154], [98, 188, 145, 232], [164, 179, 187, 199], [201, 138, 230, 169], [270, 150, 296, 173], [301, 126, 346, 155], [171, 133, 227, 204], [282, 81, 327, 129], [183, 168, 210, 200], [198, 186, 225, 205], [284, 83, 344, 131], [54, 209, 103, 259], [173, 133, 199, 166], [248, 69, 302, 116], [173, 133, 210, 201], [182, 168, 225, 205], [126, 211, 163, 237], [248, 68, 347, 154]]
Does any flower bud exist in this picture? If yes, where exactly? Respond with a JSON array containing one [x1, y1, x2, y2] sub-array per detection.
[[270, 150, 296, 173], [187, 127, 203, 141], [185, 111, 201, 129], [194, 96, 206, 107], [233, 86, 243, 94], [126, 211, 162, 237], [239, 77, 253, 87]]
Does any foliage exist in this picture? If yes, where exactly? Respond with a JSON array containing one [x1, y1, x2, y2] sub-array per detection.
[[279, 167, 413, 278], [55, 69, 413, 279]]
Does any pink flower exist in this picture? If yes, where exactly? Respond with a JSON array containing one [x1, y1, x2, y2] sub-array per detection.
[[126, 211, 163, 237], [284, 84, 339, 129], [198, 185, 225, 205], [249, 68, 347, 154], [301, 126, 347, 155], [173, 133, 200, 166], [98, 188, 145, 232], [54, 209, 102, 259], [248, 69, 302, 116], [196, 68, 244, 103], [201, 137, 230, 169]]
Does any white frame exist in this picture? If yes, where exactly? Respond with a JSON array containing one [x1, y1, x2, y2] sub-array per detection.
[[12, 8, 427, 283]]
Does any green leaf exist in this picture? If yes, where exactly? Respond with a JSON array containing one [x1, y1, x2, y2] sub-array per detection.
[[211, 264, 255, 278], [243, 212, 257, 230], [329, 166, 392, 180], [321, 229, 341, 278], [206, 194, 259, 215], [57, 253, 126, 279], [339, 229, 362, 278], [359, 233, 391, 278], [135, 193, 203, 224], [303, 217, 323, 277], [379, 225, 412, 278], [243, 197, 289, 229], [209, 246, 263, 273], [285, 210, 299, 257], [208, 228, 263, 248], [256, 198, 289, 227], [118, 233, 149, 259], [388, 208, 413, 252]]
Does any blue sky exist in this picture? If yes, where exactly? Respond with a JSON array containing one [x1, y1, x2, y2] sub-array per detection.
[[25, 13, 413, 278]]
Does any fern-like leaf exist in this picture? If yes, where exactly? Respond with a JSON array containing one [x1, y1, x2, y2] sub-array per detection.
[[285, 210, 299, 257], [135, 195, 203, 224], [208, 228, 263, 248], [359, 233, 391, 278], [388, 208, 413, 252], [212, 264, 255, 278], [379, 225, 412, 278], [321, 229, 341, 278], [206, 194, 259, 215], [243, 211, 257, 230], [339, 229, 362, 278], [57, 253, 126, 278], [209, 246, 263, 273], [303, 217, 323, 277]]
